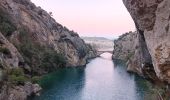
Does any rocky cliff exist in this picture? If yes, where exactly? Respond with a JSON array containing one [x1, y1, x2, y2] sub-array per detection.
[[0, 0, 96, 99], [0, 0, 96, 69], [113, 31, 143, 75], [113, 31, 159, 81], [122, 0, 170, 84], [113, 32, 137, 61], [114, 0, 170, 84]]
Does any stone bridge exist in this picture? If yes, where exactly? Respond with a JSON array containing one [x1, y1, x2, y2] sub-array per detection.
[[97, 50, 113, 56]]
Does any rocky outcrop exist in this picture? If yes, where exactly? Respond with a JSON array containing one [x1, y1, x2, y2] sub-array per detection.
[[0, 0, 95, 69], [0, 30, 41, 100], [113, 31, 143, 75], [0, 0, 96, 99], [0, 32, 24, 69], [113, 31, 159, 80], [122, 0, 170, 83], [0, 82, 41, 100], [113, 31, 137, 61]]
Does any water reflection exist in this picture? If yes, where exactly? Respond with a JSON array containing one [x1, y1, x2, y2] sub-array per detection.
[[33, 53, 156, 100], [34, 68, 86, 100]]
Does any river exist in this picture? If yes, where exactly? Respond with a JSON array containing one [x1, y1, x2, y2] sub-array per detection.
[[32, 53, 157, 100]]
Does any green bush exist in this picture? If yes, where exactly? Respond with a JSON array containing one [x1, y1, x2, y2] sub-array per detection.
[[9, 75, 27, 85], [41, 50, 66, 72], [18, 42, 66, 73], [8, 68, 27, 85], [0, 47, 10, 55], [0, 22, 16, 36], [19, 43, 37, 65], [9, 68, 24, 76], [31, 76, 41, 84], [17, 29, 41, 67], [18, 28, 29, 42], [16, 28, 66, 74], [0, 11, 16, 36]]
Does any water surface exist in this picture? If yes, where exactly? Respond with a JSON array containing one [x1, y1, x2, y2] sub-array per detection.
[[33, 53, 156, 100]]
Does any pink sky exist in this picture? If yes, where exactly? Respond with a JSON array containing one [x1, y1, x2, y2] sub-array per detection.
[[31, 0, 135, 38]]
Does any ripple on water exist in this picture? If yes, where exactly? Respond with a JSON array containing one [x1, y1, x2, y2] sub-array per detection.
[[32, 52, 157, 100]]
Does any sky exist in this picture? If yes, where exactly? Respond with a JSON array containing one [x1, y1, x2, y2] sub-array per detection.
[[31, 0, 135, 38]]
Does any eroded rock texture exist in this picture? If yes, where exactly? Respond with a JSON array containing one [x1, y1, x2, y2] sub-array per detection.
[[0, 82, 41, 100], [0, 32, 23, 69], [0, 0, 96, 99], [123, 0, 170, 83], [113, 32, 144, 75], [0, 0, 96, 69]]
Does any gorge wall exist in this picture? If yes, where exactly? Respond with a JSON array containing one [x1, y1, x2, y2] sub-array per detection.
[[0, 0, 96, 69], [0, 0, 96, 99], [113, 0, 170, 84], [113, 31, 143, 75]]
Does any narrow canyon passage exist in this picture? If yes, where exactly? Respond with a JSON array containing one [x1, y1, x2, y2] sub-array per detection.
[[32, 53, 157, 100], [0, 0, 170, 100]]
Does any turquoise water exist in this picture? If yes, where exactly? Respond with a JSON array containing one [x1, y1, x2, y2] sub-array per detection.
[[32, 53, 156, 100]]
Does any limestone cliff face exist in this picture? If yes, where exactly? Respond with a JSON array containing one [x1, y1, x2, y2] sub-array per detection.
[[0, 32, 23, 69], [113, 32, 137, 61], [122, 0, 170, 83], [0, 31, 42, 100], [0, 82, 41, 100], [113, 32, 143, 75], [0, 0, 96, 99], [0, 0, 95, 68]]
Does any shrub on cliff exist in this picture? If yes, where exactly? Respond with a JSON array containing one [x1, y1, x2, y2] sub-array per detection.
[[9, 75, 27, 85], [18, 42, 66, 74], [16, 28, 66, 74], [8, 68, 28, 85], [31, 76, 41, 84], [0, 47, 10, 55], [0, 10, 16, 36], [9, 68, 24, 76], [41, 50, 66, 72]]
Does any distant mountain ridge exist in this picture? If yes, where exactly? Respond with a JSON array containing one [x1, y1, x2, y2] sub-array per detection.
[[81, 36, 114, 51], [81, 36, 112, 41]]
